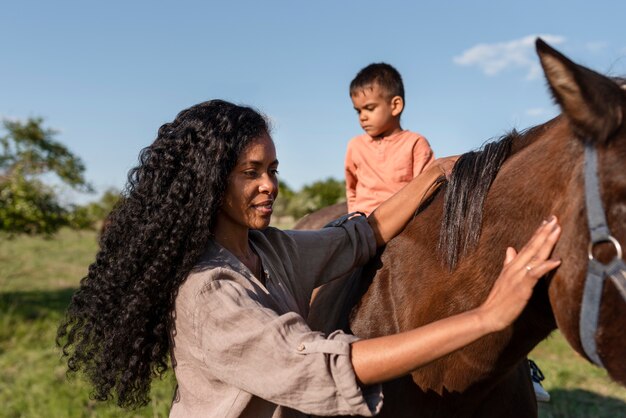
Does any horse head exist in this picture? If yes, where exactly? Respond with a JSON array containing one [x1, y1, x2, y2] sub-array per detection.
[[534, 38, 626, 385]]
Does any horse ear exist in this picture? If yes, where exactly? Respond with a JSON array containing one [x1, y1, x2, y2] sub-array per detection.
[[536, 38, 623, 143]]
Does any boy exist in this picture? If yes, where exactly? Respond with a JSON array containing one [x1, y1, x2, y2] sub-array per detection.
[[345, 62, 434, 215]]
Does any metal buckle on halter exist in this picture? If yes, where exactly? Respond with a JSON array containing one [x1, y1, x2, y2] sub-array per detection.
[[588, 235, 623, 262]]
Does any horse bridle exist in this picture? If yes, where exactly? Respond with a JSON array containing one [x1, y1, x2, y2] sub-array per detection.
[[580, 143, 626, 367]]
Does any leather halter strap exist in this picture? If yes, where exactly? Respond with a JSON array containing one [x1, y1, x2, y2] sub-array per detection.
[[580, 143, 626, 367]]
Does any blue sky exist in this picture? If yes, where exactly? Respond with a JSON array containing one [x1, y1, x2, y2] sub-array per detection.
[[2, 0, 626, 204]]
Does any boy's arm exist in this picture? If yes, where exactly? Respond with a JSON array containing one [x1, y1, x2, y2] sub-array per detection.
[[413, 136, 435, 176], [345, 144, 358, 212]]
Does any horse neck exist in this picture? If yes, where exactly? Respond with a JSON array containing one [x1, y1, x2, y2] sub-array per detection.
[[473, 117, 586, 345], [487, 118, 584, 250]]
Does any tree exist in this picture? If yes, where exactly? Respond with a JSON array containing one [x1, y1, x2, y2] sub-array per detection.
[[0, 117, 91, 234], [0, 175, 67, 234]]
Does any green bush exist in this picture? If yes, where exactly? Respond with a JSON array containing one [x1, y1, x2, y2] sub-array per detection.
[[0, 176, 67, 235], [276, 177, 346, 220], [66, 188, 122, 231]]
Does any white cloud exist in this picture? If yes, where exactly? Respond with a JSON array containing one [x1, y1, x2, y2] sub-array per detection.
[[453, 35, 566, 80], [525, 107, 550, 117], [0, 114, 21, 123], [585, 41, 608, 53]]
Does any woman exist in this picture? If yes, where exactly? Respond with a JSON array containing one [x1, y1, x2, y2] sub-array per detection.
[[58, 100, 561, 417]]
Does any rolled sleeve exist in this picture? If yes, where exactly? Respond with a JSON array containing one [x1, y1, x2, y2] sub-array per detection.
[[194, 276, 382, 416], [304, 330, 383, 415]]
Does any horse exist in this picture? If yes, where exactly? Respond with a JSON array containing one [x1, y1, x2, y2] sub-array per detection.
[[293, 202, 348, 230], [304, 38, 626, 418]]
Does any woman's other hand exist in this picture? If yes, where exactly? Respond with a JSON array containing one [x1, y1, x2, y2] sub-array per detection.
[[479, 216, 562, 332]]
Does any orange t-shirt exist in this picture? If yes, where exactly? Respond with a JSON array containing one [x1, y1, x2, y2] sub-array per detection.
[[345, 130, 434, 215]]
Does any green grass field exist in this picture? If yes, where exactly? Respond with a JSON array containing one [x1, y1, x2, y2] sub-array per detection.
[[1, 229, 625, 417]]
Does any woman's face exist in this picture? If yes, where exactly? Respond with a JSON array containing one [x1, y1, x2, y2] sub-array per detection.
[[217, 133, 279, 232]]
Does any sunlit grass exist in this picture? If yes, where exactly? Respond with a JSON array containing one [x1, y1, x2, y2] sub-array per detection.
[[0, 229, 175, 417], [0, 229, 98, 291], [532, 333, 626, 417]]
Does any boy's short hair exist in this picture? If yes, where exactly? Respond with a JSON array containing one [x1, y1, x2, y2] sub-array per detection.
[[349, 63, 405, 101]]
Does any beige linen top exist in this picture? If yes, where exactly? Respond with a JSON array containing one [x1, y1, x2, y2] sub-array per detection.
[[169, 217, 383, 418]]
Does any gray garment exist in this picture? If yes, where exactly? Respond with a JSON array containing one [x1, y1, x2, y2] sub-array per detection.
[[169, 217, 383, 418]]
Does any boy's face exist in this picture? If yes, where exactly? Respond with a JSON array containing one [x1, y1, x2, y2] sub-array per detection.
[[351, 83, 403, 138]]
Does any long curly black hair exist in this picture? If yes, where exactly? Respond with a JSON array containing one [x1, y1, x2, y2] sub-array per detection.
[[57, 100, 270, 408]]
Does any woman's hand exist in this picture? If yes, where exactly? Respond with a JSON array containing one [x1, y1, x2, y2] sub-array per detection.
[[478, 216, 562, 332], [368, 155, 459, 247], [430, 155, 459, 180]]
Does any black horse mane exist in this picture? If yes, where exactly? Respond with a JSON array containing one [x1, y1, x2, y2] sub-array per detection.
[[437, 128, 536, 270]]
